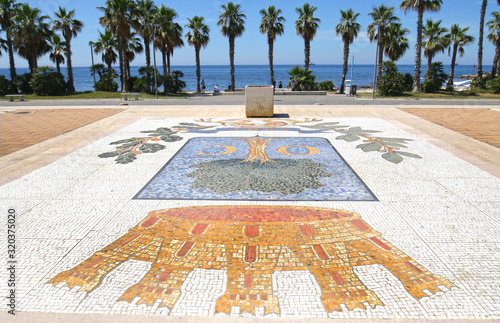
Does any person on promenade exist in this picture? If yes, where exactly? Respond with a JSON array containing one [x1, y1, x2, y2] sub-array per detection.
[[278, 81, 283, 89], [214, 84, 220, 93], [201, 79, 206, 93], [227, 82, 231, 91]]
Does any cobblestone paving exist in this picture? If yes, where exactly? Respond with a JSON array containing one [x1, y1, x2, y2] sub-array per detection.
[[0, 108, 124, 156], [400, 108, 500, 148], [1, 117, 499, 319]]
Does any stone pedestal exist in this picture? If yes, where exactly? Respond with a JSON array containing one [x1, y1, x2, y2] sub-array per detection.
[[245, 85, 274, 117]]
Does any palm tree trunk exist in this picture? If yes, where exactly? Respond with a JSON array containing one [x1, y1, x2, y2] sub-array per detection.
[[304, 38, 310, 70], [426, 55, 433, 80], [340, 41, 349, 94], [491, 42, 500, 79], [195, 47, 201, 93], [167, 52, 171, 75], [6, 31, 17, 92], [477, 0, 487, 89], [268, 33, 275, 86], [162, 50, 169, 93], [117, 38, 124, 92], [413, 3, 424, 93], [66, 40, 75, 93], [447, 44, 458, 90], [229, 35, 235, 91], [107, 61, 112, 91], [377, 44, 384, 87], [144, 35, 151, 93], [56, 61, 61, 74]]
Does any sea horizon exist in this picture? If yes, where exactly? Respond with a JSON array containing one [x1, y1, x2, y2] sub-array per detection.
[[0, 64, 487, 93]]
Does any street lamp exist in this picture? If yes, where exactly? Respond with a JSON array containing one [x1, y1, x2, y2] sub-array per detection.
[[144, 23, 161, 99], [89, 41, 96, 89], [371, 22, 385, 100]]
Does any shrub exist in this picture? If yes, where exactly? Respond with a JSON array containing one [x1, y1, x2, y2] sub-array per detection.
[[29, 66, 67, 96], [318, 80, 335, 91], [91, 65, 118, 92], [486, 77, 500, 93], [163, 70, 186, 94], [403, 73, 413, 91], [287, 66, 317, 91], [0, 75, 15, 95], [15, 73, 34, 94], [377, 61, 405, 96], [421, 62, 447, 93]]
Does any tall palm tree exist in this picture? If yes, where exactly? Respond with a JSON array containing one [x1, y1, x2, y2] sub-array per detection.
[[218, 1, 246, 91], [422, 19, 449, 78], [260, 5, 286, 87], [446, 25, 474, 90], [367, 5, 400, 86], [98, 0, 136, 92], [400, 0, 443, 92], [94, 29, 118, 70], [135, 0, 156, 92], [124, 32, 143, 78], [185, 16, 210, 93], [154, 5, 180, 77], [52, 7, 83, 93], [477, 0, 488, 89], [0, 0, 21, 90], [49, 34, 66, 74], [487, 12, 500, 78], [335, 8, 360, 94], [11, 3, 52, 73], [295, 3, 320, 70], [94, 29, 118, 92], [384, 23, 410, 61]]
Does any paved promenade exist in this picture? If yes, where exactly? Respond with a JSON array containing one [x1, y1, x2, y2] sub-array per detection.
[[0, 96, 499, 321]]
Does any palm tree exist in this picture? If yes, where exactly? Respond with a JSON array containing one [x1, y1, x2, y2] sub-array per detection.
[[49, 34, 66, 74], [287, 65, 316, 91], [335, 8, 360, 94], [124, 32, 143, 78], [218, 1, 246, 91], [422, 19, 449, 78], [295, 3, 320, 70], [0, 0, 20, 90], [259, 5, 286, 87], [98, 0, 136, 92], [477, 0, 488, 89], [94, 29, 118, 70], [135, 0, 156, 92], [10, 4, 52, 73], [154, 5, 182, 78], [367, 5, 400, 86], [384, 23, 410, 61], [446, 24, 474, 90], [52, 7, 83, 93], [185, 16, 210, 93], [400, 0, 443, 92], [94, 29, 118, 92], [487, 12, 500, 78]]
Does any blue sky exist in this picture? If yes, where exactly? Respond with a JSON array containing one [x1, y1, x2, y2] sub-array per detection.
[[1, 0, 499, 68]]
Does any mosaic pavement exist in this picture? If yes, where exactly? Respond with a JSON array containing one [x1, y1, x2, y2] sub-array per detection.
[[1, 117, 499, 319]]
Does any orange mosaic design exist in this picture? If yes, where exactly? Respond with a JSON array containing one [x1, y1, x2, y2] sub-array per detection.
[[48, 206, 453, 315]]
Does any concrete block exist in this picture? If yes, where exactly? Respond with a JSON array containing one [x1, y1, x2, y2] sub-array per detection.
[[245, 85, 274, 117]]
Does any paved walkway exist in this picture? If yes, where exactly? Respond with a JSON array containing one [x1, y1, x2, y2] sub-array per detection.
[[0, 100, 499, 321]]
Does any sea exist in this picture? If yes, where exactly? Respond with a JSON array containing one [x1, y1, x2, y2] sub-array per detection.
[[0, 64, 486, 92]]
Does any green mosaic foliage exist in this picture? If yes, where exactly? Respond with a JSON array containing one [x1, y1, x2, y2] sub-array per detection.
[[187, 159, 333, 195]]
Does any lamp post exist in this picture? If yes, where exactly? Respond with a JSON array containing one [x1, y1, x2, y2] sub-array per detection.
[[144, 23, 161, 99], [372, 22, 384, 100], [89, 41, 96, 89]]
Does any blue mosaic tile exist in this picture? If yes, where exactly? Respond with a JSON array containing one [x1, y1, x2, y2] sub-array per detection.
[[134, 137, 377, 201]]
